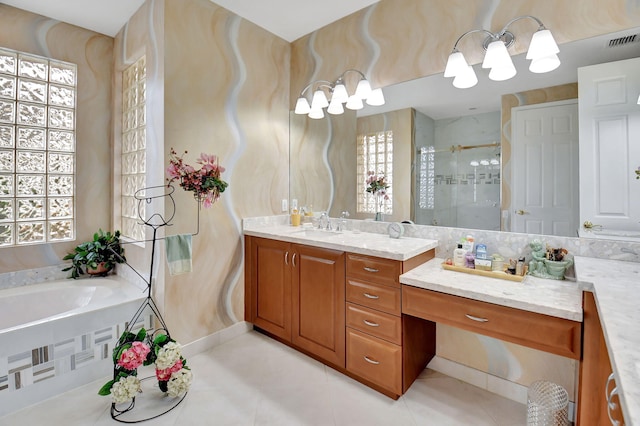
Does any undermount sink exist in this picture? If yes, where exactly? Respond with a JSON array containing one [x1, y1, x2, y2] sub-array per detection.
[[291, 228, 343, 238]]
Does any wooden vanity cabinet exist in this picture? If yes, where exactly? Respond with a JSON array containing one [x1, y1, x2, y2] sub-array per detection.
[[345, 252, 435, 397], [245, 236, 346, 368], [577, 291, 625, 425]]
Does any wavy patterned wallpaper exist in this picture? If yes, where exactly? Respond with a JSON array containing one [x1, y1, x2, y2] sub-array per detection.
[[162, 0, 290, 342]]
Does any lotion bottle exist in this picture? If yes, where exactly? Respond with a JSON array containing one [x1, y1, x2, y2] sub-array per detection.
[[453, 244, 466, 267]]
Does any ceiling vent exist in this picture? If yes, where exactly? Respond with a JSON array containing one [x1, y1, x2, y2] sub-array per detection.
[[607, 34, 639, 47]]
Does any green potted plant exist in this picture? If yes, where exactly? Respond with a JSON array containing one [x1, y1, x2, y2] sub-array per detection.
[[62, 229, 126, 279]]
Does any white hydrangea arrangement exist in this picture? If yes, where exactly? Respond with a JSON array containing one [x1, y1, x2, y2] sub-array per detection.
[[99, 328, 192, 406]]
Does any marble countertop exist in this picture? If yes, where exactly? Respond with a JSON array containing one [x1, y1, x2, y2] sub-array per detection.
[[574, 256, 640, 425], [243, 224, 438, 261], [400, 258, 583, 321]]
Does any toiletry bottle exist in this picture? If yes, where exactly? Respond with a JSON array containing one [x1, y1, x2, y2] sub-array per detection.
[[291, 208, 301, 226], [453, 244, 466, 267], [462, 235, 475, 254]]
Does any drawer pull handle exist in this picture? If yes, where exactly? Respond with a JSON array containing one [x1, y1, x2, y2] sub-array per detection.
[[364, 356, 380, 365], [607, 387, 621, 426], [284, 252, 289, 265], [292, 253, 297, 267], [363, 267, 379, 273], [465, 314, 488, 323], [605, 373, 616, 399], [363, 319, 380, 327], [363, 293, 379, 299]]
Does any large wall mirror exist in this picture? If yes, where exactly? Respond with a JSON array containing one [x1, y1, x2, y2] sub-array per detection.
[[290, 27, 640, 237]]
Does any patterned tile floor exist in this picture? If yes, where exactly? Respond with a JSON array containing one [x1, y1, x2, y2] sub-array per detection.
[[0, 331, 526, 425]]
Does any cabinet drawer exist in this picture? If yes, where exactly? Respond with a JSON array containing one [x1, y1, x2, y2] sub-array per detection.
[[346, 303, 402, 345], [347, 328, 402, 395], [402, 286, 581, 359], [346, 279, 401, 315], [347, 254, 400, 288]]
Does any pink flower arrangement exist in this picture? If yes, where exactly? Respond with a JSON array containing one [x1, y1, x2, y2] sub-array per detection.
[[117, 341, 151, 370], [365, 171, 390, 199], [156, 358, 183, 381], [166, 148, 229, 208]]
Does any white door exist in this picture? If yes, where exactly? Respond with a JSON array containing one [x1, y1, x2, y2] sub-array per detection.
[[578, 57, 640, 234], [512, 100, 579, 236]]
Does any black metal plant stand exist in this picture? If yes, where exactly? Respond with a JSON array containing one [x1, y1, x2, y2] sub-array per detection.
[[108, 185, 200, 423]]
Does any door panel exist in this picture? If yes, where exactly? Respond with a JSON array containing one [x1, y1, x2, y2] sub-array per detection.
[[292, 244, 345, 368], [512, 100, 579, 236]]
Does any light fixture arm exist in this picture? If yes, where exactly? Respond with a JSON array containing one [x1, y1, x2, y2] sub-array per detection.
[[451, 29, 496, 52], [298, 79, 333, 98], [498, 15, 546, 35]]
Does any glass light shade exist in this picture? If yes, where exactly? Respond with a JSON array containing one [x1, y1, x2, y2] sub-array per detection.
[[331, 83, 349, 103], [308, 108, 324, 119], [529, 54, 561, 73], [488, 61, 517, 81], [355, 79, 372, 99], [327, 98, 345, 115], [638, 94, 640, 105], [444, 51, 468, 78], [470, 160, 480, 167], [526, 29, 560, 60], [482, 40, 511, 69], [294, 97, 311, 114], [452, 65, 478, 89], [345, 95, 364, 110], [490, 158, 500, 165], [366, 88, 385, 106], [311, 89, 329, 109], [480, 159, 490, 166]]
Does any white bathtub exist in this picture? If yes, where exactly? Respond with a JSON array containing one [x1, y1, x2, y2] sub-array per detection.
[[0, 276, 148, 417]]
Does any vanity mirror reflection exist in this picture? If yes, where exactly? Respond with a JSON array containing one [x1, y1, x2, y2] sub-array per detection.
[[290, 27, 640, 237]]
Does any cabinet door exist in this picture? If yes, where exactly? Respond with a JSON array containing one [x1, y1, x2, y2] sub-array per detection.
[[251, 237, 292, 341], [292, 244, 345, 368], [577, 292, 625, 425]]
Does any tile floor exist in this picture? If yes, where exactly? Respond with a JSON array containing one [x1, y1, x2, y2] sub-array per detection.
[[0, 331, 526, 425]]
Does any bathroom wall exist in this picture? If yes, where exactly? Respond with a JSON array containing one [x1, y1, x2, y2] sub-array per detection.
[[289, 0, 640, 405], [161, 0, 290, 343], [0, 5, 114, 276]]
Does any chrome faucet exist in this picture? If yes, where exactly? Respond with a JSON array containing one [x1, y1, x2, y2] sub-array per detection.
[[318, 212, 328, 229], [336, 211, 349, 231]]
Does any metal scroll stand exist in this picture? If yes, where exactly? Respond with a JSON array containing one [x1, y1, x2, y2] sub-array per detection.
[[108, 184, 200, 423]]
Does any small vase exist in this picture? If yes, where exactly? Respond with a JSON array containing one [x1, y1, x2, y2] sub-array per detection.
[[87, 262, 112, 276], [374, 212, 383, 222]]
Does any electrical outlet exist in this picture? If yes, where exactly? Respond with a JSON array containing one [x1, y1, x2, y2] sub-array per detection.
[[281, 199, 288, 212], [292, 199, 298, 209]]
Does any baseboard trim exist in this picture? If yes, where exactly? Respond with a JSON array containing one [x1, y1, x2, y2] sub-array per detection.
[[182, 321, 252, 359]]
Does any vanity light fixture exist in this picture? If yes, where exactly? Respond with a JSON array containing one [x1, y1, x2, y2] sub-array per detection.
[[294, 69, 385, 119], [444, 15, 560, 88]]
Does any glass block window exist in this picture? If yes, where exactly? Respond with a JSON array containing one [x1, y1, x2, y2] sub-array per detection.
[[0, 47, 76, 246], [356, 131, 393, 214], [121, 56, 146, 241], [419, 146, 435, 209]]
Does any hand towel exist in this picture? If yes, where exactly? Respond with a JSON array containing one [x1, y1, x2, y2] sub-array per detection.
[[165, 234, 192, 275]]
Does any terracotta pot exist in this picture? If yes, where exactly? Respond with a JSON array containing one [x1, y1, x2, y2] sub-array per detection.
[[87, 262, 112, 276]]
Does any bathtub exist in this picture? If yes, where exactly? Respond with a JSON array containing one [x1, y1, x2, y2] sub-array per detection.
[[0, 276, 148, 417]]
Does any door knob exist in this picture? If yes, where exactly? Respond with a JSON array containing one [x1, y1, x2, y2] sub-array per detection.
[[515, 209, 529, 215]]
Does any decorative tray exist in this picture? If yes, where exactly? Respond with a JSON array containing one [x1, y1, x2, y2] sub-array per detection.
[[441, 262, 525, 283]]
